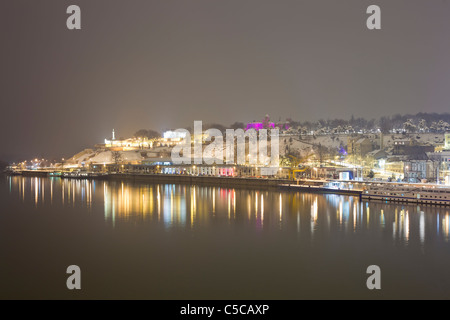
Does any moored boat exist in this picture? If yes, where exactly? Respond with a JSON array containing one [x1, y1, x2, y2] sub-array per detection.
[[3, 169, 22, 176], [61, 171, 108, 179], [362, 184, 450, 205]]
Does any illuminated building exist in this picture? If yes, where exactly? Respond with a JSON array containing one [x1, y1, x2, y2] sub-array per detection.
[[246, 114, 275, 131], [160, 130, 188, 146], [445, 132, 450, 150], [104, 129, 154, 150]]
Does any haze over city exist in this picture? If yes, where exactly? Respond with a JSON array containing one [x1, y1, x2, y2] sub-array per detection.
[[2, 0, 450, 161], [5, 0, 450, 304]]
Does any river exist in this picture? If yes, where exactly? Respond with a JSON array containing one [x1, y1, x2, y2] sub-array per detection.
[[1, 175, 450, 299]]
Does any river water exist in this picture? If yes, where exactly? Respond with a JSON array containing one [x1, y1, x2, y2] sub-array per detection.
[[1, 175, 450, 299]]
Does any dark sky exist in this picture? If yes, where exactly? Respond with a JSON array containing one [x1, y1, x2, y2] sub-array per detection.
[[1, 1, 450, 161]]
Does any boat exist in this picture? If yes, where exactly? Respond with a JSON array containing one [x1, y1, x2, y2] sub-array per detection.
[[49, 171, 62, 177], [3, 169, 22, 176], [61, 171, 108, 179], [361, 184, 450, 205], [20, 170, 48, 177], [280, 180, 363, 196]]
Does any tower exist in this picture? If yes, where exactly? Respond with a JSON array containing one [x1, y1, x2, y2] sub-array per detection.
[[112, 129, 115, 140]]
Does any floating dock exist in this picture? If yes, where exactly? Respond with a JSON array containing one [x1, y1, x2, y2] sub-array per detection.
[[279, 183, 363, 197]]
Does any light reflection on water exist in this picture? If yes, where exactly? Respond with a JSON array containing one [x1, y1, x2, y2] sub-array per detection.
[[5, 175, 450, 299], [6, 176, 450, 246]]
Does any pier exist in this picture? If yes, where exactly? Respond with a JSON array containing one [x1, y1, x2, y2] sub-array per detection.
[[279, 183, 363, 197]]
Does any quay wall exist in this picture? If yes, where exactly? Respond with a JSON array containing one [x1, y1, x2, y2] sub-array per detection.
[[6, 171, 362, 197], [107, 173, 290, 189], [20, 170, 49, 177]]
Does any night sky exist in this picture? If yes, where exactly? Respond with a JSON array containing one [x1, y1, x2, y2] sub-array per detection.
[[1, 1, 450, 161]]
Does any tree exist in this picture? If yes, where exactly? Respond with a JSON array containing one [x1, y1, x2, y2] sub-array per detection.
[[418, 119, 428, 132], [298, 126, 308, 135], [429, 120, 450, 133], [402, 118, 417, 133], [112, 151, 122, 164], [367, 118, 375, 131], [134, 129, 161, 139], [379, 116, 392, 133], [134, 129, 148, 138], [146, 129, 161, 139], [315, 143, 327, 164]]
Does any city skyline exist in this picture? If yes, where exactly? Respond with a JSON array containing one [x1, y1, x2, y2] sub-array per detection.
[[3, 110, 450, 163], [2, 1, 450, 160], [3, 1, 450, 302]]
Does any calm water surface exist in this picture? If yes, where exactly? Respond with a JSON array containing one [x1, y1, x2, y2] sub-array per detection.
[[1, 175, 450, 299]]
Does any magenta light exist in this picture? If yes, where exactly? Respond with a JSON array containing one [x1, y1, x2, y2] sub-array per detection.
[[245, 122, 275, 130]]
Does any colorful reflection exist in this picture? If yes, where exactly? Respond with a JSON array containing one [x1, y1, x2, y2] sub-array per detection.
[[5, 176, 450, 247]]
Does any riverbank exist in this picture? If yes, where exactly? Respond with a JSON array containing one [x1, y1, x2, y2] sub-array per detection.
[[3, 171, 361, 194], [107, 173, 290, 189], [9, 171, 450, 205]]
